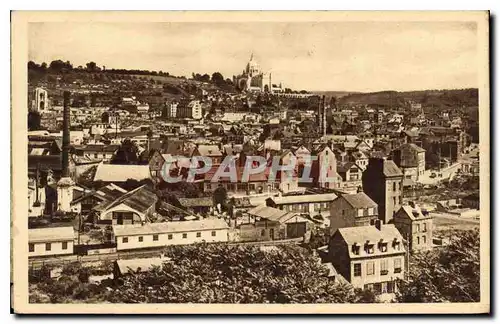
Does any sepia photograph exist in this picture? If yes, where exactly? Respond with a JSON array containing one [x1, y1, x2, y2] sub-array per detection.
[[11, 11, 490, 314]]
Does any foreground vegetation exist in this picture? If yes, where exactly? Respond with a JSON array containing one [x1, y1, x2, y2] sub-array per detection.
[[29, 229, 480, 304]]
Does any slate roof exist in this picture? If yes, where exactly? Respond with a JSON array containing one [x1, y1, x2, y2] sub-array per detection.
[[336, 224, 405, 258], [398, 204, 432, 221], [341, 192, 377, 209], [383, 160, 404, 177]]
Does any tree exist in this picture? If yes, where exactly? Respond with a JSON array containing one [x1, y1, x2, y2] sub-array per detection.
[[110, 139, 140, 165], [106, 244, 367, 303], [28, 111, 42, 131], [86, 62, 98, 72], [211, 72, 224, 85], [397, 229, 480, 303]]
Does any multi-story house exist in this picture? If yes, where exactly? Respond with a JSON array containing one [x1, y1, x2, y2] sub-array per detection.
[[329, 222, 406, 295], [310, 145, 341, 189], [337, 162, 363, 194], [177, 100, 203, 120], [391, 143, 426, 181], [329, 192, 379, 234], [362, 158, 404, 224], [393, 202, 433, 252]]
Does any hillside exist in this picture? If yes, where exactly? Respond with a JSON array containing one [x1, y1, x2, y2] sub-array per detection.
[[337, 89, 479, 109]]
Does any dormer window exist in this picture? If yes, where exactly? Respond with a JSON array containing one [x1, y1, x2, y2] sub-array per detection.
[[378, 239, 388, 252], [392, 238, 401, 250], [364, 241, 374, 254], [352, 243, 360, 255]]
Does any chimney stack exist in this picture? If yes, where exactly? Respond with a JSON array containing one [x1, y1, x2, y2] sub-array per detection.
[[62, 91, 71, 178]]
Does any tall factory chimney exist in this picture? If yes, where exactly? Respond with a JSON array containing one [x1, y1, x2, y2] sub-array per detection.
[[61, 91, 71, 177], [57, 91, 75, 213], [322, 96, 327, 137]]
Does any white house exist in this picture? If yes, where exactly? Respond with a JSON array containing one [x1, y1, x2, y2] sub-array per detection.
[[28, 226, 75, 258], [112, 218, 230, 251]]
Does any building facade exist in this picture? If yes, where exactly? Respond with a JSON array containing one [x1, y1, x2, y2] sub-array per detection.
[[393, 202, 433, 252], [112, 219, 229, 251], [28, 226, 75, 258], [362, 158, 404, 224], [329, 223, 406, 295], [329, 192, 379, 234]]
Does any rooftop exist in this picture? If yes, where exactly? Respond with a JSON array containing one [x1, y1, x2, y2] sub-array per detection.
[[113, 218, 229, 237], [29, 226, 75, 243]]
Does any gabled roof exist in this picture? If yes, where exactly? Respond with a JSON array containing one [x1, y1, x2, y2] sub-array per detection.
[[341, 192, 377, 209], [29, 226, 75, 243], [95, 185, 157, 214]]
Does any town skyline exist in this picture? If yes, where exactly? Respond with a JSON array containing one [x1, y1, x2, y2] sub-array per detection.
[[29, 21, 478, 92]]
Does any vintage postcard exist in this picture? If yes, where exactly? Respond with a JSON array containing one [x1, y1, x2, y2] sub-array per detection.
[[11, 11, 490, 314]]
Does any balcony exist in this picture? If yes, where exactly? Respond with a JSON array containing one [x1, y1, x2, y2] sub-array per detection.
[[380, 270, 389, 275], [394, 268, 402, 273]]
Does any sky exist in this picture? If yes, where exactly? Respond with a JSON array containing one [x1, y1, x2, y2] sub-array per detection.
[[28, 21, 478, 92]]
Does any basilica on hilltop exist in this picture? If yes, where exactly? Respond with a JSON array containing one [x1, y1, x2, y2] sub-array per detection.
[[233, 54, 284, 93]]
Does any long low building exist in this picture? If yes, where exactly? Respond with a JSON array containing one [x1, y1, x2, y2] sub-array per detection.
[[28, 226, 75, 258], [112, 218, 229, 251]]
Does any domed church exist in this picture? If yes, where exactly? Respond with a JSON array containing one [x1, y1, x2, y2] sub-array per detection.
[[233, 53, 284, 93]]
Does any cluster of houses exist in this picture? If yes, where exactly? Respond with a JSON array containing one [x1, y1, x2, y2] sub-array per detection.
[[27, 79, 479, 300]]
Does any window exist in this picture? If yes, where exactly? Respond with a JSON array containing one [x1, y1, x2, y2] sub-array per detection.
[[387, 281, 394, 293], [153, 234, 159, 241], [342, 209, 345, 216], [196, 232, 201, 238], [393, 182, 396, 191], [354, 263, 362, 277], [399, 196, 402, 205], [393, 197, 396, 205], [380, 259, 388, 275], [211, 231, 216, 237], [206, 183, 212, 190], [365, 244, 375, 254], [261, 229, 266, 236], [379, 242, 388, 252], [422, 235, 426, 244], [394, 258, 402, 273], [367, 261, 375, 276], [122, 237, 128, 243], [357, 209, 364, 217], [398, 182, 401, 190], [62, 242, 68, 250], [29, 243, 34, 252], [168, 234, 173, 240], [381, 282, 388, 294], [352, 244, 360, 255], [94, 153, 98, 158], [138, 236, 143, 242], [368, 207, 374, 215], [416, 236, 420, 245], [45, 243, 51, 251], [416, 224, 420, 232], [423, 223, 427, 232], [182, 233, 187, 239]]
